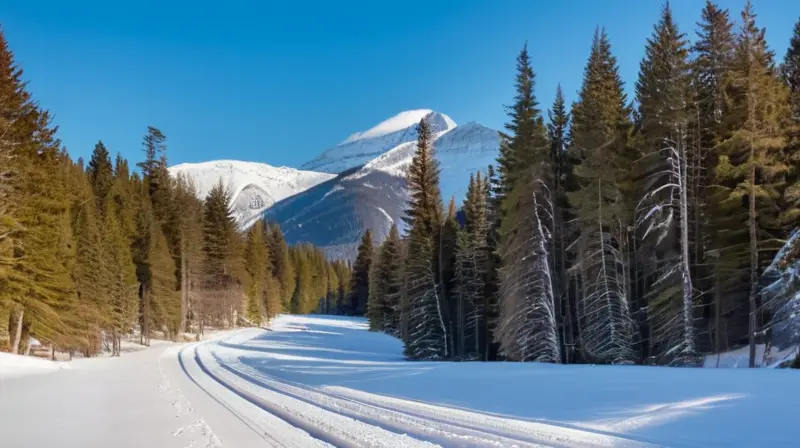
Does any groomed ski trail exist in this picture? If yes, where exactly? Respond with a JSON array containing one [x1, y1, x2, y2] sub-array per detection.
[[179, 328, 659, 448]]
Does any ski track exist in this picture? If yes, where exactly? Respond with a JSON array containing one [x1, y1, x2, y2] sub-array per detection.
[[178, 333, 660, 448]]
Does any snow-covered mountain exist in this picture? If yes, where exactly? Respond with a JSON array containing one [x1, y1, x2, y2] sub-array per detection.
[[171, 110, 500, 259], [301, 109, 457, 174], [271, 113, 500, 259], [169, 160, 335, 227]]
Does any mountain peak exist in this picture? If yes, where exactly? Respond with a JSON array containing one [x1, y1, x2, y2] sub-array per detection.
[[341, 110, 456, 145]]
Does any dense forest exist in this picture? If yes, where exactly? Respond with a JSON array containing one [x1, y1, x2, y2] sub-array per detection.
[[2, 1, 800, 370], [364, 1, 800, 367], [0, 28, 354, 356]]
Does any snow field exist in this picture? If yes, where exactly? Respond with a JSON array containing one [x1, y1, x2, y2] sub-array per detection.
[[187, 315, 799, 447]]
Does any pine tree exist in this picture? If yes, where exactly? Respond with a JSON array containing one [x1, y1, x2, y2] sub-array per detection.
[[567, 28, 637, 364], [367, 225, 402, 331], [692, 0, 736, 356], [1, 27, 77, 352], [148, 221, 179, 341], [403, 117, 449, 360], [454, 173, 489, 359], [244, 220, 268, 324], [634, 3, 697, 364], [70, 172, 111, 355], [87, 141, 114, 216], [716, 1, 792, 367], [349, 229, 373, 316], [173, 174, 204, 335], [102, 206, 138, 355], [547, 85, 574, 362], [269, 223, 295, 312]]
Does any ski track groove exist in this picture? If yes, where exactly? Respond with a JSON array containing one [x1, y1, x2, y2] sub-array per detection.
[[196, 336, 662, 448], [191, 342, 435, 448], [178, 343, 327, 448]]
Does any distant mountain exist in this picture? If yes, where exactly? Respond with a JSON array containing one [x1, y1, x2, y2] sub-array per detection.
[[301, 109, 456, 174], [168, 160, 335, 228], [171, 111, 500, 260], [262, 168, 407, 260], [275, 116, 499, 259]]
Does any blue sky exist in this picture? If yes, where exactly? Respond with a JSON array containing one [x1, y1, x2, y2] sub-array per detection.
[[2, 0, 797, 168]]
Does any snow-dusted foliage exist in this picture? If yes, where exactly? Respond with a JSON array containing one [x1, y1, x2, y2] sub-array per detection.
[[572, 189, 637, 365], [762, 229, 800, 350], [405, 258, 448, 360], [496, 177, 560, 363], [636, 134, 697, 365]]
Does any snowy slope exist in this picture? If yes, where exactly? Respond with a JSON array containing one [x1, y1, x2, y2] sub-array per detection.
[[169, 160, 335, 228], [348, 122, 500, 204], [301, 109, 457, 174], [271, 122, 499, 258], [182, 315, 799, 447]]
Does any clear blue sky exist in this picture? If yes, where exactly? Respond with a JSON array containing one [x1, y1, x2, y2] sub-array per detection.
[[2, 0, 797, 168]]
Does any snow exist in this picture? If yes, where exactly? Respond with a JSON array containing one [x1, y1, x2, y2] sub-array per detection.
[[702, 344, 798, 368], [348, 122, 500, 204], [169, 160, 335, 228], [374, 206, 393, 224], [2, 315, 797, 446], [342, 109, 456, 145], [302, 110, 457, 174], [186, 315, 800, 447], [0, 352, 71, 379]]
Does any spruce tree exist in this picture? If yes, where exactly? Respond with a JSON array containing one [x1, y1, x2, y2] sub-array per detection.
[[102, 206, 138, 355], [567, 28, 637, 364], [367, 225, 401, 331], [269, 223, 295, 312], [87, 141, 114, 216], [403, 117, 449, 359], [635, 3, 697, 364], [692, 0, 737, 355], [716, 1, 792, 367], [547, 85, 574, 362], [244, 220, 268, 324], [349, 229, 373, 316]]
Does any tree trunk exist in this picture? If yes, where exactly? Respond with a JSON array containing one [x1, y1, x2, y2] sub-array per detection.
[[179, 236, 188, 336], [679, 135, 696, 361], [748, 160, 758, 368], [11, 308, 23, 355]]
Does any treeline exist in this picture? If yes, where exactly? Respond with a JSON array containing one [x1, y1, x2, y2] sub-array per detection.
[[0, 30, 351, 356], [365, 1, 800, 367]]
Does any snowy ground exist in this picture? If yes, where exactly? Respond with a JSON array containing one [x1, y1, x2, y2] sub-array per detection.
[[1, 315, 797, 447]]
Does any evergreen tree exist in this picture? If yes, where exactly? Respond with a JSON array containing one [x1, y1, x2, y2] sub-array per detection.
[[86, 141, 114, 216], [567, 28, 637, 364], [269, 223, 295, 312], [349, 229, 373, 315], [635, 3, 697, 364], [102, 206, 138, 355], [403, 117, 449, 359], [692, 0, 736, 356], [547, 85, 575, 362], [70, 173, 111, 355], [367, 225, 401, 331], [454, 174, 489, 359], [716, 1, 792, 367], [244, 220, 268, 324]]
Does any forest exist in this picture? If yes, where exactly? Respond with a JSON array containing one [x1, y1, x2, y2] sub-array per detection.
[[0, 40, 354, 355], [2, 1, 800, 369], [362, 1, 800, 367]]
